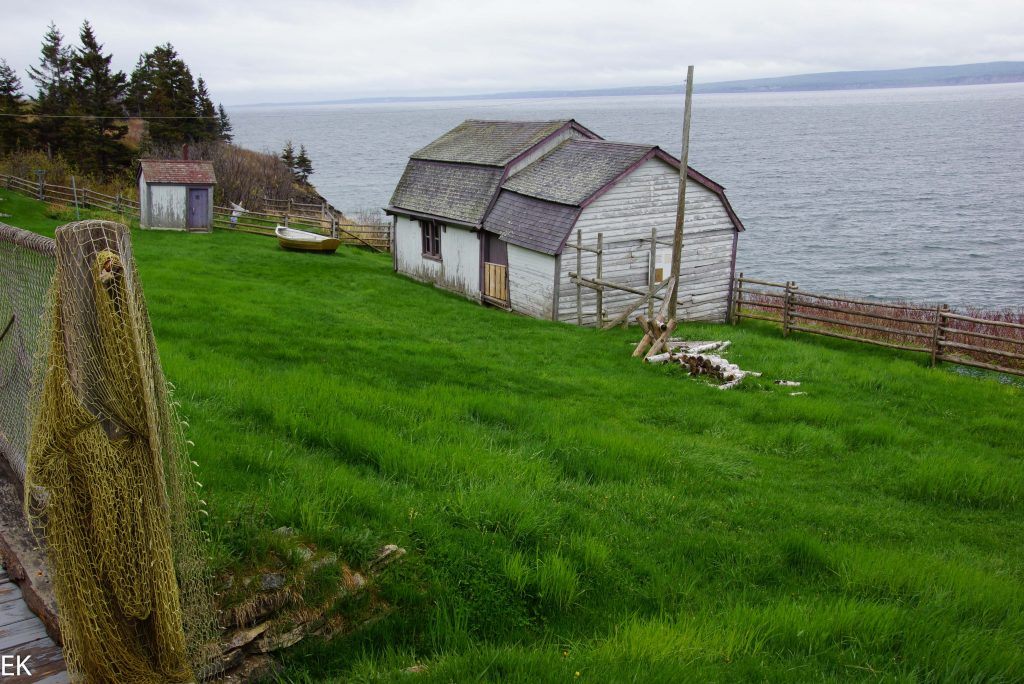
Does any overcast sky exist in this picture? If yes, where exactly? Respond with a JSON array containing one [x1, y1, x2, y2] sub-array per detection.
[[4, 0, 1023, 105]]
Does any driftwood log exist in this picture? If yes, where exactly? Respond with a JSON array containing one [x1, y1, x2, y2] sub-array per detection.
[[645, 341, 761, 389]]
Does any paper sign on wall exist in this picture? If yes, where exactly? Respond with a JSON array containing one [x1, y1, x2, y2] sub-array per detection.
[[653, 250, 671, 282]]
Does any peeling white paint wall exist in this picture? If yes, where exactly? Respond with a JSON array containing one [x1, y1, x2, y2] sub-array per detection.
[[394, 214, 480, 299], [140, 181, 188, 230], [508, 245, 555, 319]]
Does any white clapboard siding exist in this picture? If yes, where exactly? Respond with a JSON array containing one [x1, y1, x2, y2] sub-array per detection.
[[558, 157, 737, 324], [441, 225, 482, 297], [395, 215, 481, 299], [146, 185, 187, 230], [507, 245, 556, 319]]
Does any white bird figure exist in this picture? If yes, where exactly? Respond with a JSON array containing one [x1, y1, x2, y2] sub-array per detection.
[[229, 201, 247, 217]]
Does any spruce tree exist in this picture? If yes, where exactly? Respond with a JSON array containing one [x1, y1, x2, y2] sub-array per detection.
[[27, 22, 74, 156], [71, 21, 129, 177], [295, 145, 313, 184], [0, 59, 26, 153], [216, 103, 232, 142], [125, 53, 152, 117], [281, 140, 296, 175], [194, 77, 218, 141], [128, 43, 201, 147]]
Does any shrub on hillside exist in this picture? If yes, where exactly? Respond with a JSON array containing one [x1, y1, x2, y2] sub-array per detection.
[[0, 150, 134, 198]]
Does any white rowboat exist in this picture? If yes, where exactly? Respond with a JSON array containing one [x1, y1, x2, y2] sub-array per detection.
[[275, 225, 341, 253]]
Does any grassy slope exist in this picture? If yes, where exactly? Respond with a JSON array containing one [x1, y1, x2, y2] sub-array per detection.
[[4, 189, 1023, 682]]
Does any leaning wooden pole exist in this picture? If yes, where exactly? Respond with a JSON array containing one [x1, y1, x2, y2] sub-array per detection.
[[668, 65, 695, 321]]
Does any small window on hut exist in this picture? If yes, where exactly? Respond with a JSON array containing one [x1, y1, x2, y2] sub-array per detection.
[[420, 220, 442, 259]]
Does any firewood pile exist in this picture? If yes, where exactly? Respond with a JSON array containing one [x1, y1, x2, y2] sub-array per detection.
[[629, 281, 760, 390], [644, 340, 762, 390]]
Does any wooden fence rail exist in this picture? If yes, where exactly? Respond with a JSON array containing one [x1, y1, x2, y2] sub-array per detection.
[[3, 173, 139, 218], [733, 274, 1024, 377]]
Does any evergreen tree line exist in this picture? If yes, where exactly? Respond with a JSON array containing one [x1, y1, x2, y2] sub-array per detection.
[[0, 21, 233, 180]]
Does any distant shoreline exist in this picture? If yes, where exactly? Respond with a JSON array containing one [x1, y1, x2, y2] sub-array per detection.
[[234, 61, 1024, 108]]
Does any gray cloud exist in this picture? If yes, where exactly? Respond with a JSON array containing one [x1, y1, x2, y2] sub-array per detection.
[[3, 0, 1023, 104]]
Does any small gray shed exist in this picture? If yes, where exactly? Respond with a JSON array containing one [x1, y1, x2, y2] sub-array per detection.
[[137, 159, 216, 232], [386, 119, 745, 324]]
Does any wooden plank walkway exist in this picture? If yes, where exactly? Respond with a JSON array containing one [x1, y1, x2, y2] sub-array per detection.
[[0, 568, 66, 683]]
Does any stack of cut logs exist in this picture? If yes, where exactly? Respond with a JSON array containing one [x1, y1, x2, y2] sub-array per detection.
[[643, 340, 761, 390], [630, 281, 759, 389]]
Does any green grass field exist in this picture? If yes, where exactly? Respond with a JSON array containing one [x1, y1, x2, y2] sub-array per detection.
[[4, 189, 1023, 682]]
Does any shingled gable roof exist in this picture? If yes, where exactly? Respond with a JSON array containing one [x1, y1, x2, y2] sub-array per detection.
[[389, 119, 600, 225], [411, 119, 574, 167], [483, 192, 580, 256], [390, 160, 504, 226], [501, 139, 657, 206], [138, 159, 216, 185], [484, 138, 744, 255]]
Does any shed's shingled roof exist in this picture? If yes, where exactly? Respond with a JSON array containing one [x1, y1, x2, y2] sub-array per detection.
[[139, 159, 216, 185], [483, 191, 581, 255], [501, 139, 655, 206], [411, 120, 572, 167], [389, 159, 503, 225]]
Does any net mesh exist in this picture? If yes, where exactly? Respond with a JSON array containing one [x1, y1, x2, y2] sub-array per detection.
[[0, 223, 55, 480], [17, 220, 214, 682]]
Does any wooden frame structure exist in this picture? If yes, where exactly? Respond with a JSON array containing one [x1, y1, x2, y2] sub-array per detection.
[[568, 227, 675, 330]]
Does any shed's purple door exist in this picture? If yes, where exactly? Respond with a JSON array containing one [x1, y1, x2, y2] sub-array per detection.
[[187, 188, 209, 230]]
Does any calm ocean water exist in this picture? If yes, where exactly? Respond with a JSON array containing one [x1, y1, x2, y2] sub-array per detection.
[[229, 83, 1024, 308]]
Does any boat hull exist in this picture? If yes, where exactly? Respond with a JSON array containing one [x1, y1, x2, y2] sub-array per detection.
[[275, 225, 341, 253], [277, 237, 341, 253]]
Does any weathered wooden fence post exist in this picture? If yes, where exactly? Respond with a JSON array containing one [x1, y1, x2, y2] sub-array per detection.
[[782, 280, 798, 335], [70, 177, 81, 220], [595, 232, 604, 327], [647, 227, 657, 320], [733, 272, 743, 325], [575, 230, 582, 326], [930, 304, 948, 366]]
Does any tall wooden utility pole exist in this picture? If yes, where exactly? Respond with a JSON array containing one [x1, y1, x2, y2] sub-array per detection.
[[668, 65, 694, 320]]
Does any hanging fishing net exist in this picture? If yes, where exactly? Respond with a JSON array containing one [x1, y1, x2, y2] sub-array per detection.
[[0, 223, 55, 481], [24, 220, 214, 683]]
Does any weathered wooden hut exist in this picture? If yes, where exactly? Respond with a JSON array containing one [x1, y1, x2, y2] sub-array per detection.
[[387, 119, 744, 324], [137, 159, 216, 232]]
